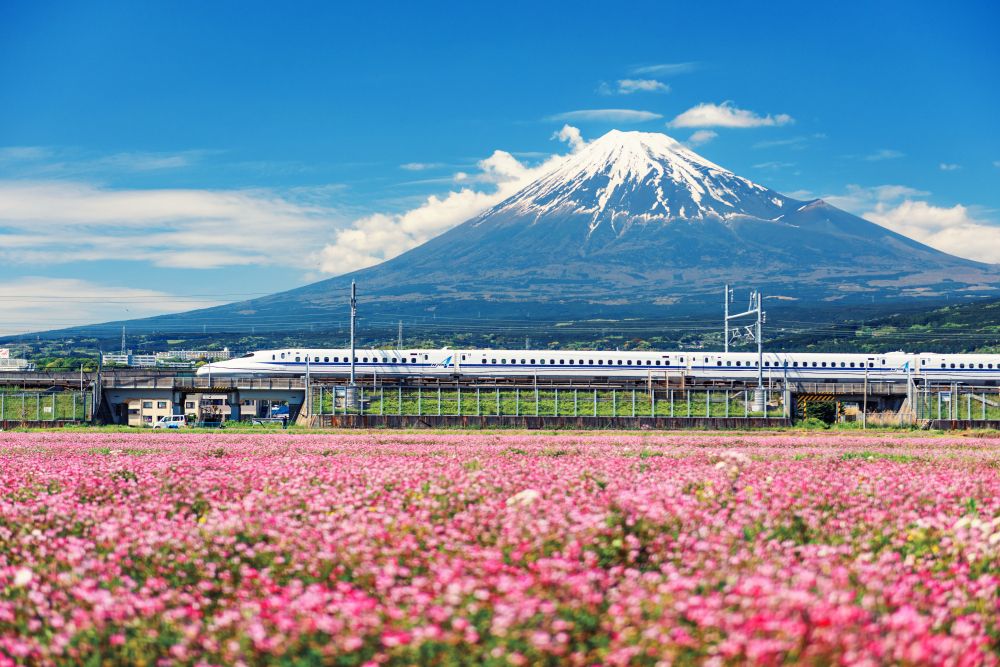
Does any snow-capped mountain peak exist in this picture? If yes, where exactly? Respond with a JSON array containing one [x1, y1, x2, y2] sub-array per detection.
[[480, 130, 790, 232]]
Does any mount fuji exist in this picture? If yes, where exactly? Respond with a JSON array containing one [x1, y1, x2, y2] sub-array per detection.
[[46, 130, 1000, 334]]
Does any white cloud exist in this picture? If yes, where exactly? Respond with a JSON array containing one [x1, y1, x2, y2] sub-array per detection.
[[669, 102, 793, 128], [753, 161, 794, 170], [0, 277, 222, 335], [863, 149, 904, 161], [400, 162, 445, 171], [614, 79, 670, 94], [994, 161, 1000, 168], [318, 130, 586, 275], [939, 163, 961, 171], [865, 200, 1000, 263], [0, 146, 211, 175], [822, 183, 1000, 263], [0, 181, 346, 269], [630, 62, 698, 76], [687, 130, 717, 146], [547, 109, 663, 123], [551, 124, 585, 152]]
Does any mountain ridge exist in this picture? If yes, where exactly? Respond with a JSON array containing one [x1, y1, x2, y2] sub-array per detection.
[[24, 129, 1000, 335]]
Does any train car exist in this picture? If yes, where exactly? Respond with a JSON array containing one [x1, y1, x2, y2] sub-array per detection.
[[195, 347, 1000, 384]]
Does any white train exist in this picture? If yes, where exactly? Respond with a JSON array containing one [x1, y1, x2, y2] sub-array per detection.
[[196, 348, 1000, 384]]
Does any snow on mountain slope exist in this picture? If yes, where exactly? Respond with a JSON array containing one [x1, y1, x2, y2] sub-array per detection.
[[477, 130, 791, 235]]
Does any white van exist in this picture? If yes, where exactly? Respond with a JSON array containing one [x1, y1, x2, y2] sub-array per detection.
[[152, 415, 187, 429]]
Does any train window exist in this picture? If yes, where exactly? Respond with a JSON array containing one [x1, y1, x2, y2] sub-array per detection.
[[951, 364, 956, 369], [980, 364, 984, 369], [530, 359, 535, 364], [272, 354, 275, 360], [501, 359, 507, 364], [618, 360, 623, 365], [424, 355, 429, 360], [323, 357, 329, 362], [792, 362, 798, 367], [569, 360, 574, 365], [726, 361, 732, 366], [598, 360, 603, 365], [821, 362, 826, 367], [559, 360, 565, 365], [680, 357, 684, 363], [655, 361, 661, 366], [812, 362, 818, 367], [717, 361, 722, 366], [520, 359, 526, 364], [462, 355, 466, 360], [646, 360, 652, 366], [869, 362, 874, 368], [849, 362, 855, 367], [295, 356, 301, 362], [315, 356, 320, 363], [491, 359, 496, 364], [704, 357, 708, 363], [960, 363, 965, 369]]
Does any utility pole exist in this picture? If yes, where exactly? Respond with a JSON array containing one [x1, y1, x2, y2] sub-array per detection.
[[349, 281, 357, 387], [525, 336, 530, 350], [725, 288, 766, 409], [397, 321, 403, 349], [120, 326, 126, 355], [724, 284, 732, 353], [756, 290, 764, 392]]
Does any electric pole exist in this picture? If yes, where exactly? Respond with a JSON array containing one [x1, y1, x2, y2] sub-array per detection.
[[397, 320, 403, 349], [349, 281, 357, 387]]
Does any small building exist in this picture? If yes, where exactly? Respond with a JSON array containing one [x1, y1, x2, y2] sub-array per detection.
[[126, 397, 175, 426], [124, 393, 264, 426]]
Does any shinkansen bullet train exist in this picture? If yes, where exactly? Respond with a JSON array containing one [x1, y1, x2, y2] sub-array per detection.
[[196, 348, 1000, 384]]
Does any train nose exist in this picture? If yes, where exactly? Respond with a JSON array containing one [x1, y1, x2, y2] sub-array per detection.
[[196, 363, 215, 376]]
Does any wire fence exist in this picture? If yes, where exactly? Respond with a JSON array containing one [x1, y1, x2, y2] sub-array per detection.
[[0, 391, 92, 422], [313, 385, 787, 419], [911, 386, 1000, 421]]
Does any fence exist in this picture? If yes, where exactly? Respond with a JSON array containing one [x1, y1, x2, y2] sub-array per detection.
[[911, 385, 1000, 422], [312, 385, 787, 419], [0, 391, 92, 422]]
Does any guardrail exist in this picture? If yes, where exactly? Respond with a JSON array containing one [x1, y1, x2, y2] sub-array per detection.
[[101, 377, 306, 390]]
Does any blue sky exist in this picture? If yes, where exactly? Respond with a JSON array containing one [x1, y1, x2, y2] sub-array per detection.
[[0, 0, 998, 333]]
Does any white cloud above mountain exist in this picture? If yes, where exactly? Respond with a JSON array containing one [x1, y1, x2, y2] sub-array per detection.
[[547, 109, 662, 123], [669, 102, 793, 128], [317, 127, 586, 275], [825, 183, 1000, 264], [687, 130, 717, 146]]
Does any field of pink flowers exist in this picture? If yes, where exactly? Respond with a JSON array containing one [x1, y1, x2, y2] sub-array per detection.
[[1, 431, 999, 666]]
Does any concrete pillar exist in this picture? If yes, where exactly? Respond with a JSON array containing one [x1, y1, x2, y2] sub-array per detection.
[[173, 391, 187, 416], [227, 391, 241, 422]]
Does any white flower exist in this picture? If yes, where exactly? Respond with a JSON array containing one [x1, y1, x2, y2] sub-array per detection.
[[12, 568, 32, 587], [506, 489, 540, 507]]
